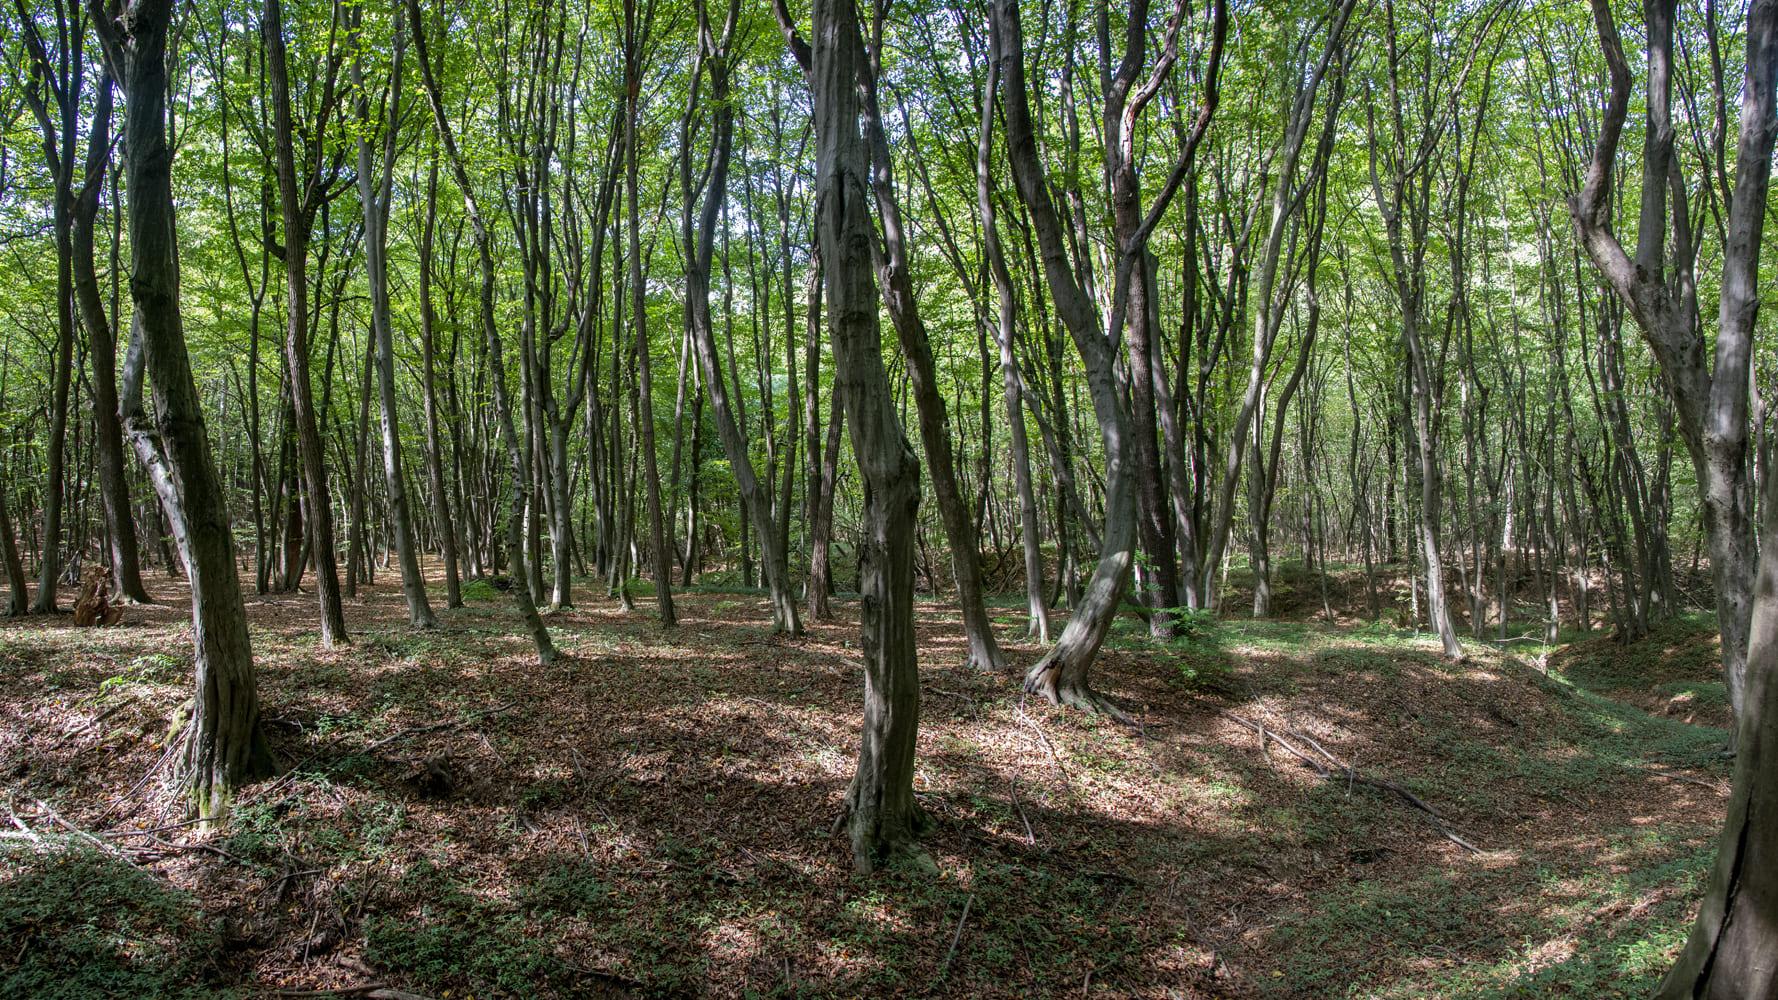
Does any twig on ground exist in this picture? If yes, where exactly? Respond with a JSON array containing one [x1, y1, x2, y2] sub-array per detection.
[[361, 700, 519, 755], [272, 987, 439, 1000], [1222, 711, 1482, 853], [939, 892, 975, 979], [55, 695, 140, 747], [1015, 698, 1077, 796], [1647, 769, 1727, 792], [1008, 778, 1037, 845]]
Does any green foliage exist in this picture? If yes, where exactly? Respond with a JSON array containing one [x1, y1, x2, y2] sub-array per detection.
[[0, 843, 235, 999], [458, 578, 503, 603]]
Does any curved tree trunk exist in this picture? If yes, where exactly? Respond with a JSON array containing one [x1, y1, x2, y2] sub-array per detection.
[[684, 0, 800, 635], [94, 0, 274, 821], [69, 72, 151, 604], [849, 26, 1002, 673], [792, 0, 927, 872]]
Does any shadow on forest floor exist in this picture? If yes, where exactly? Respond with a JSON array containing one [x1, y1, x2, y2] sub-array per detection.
[[0, 571, 1730, 998]]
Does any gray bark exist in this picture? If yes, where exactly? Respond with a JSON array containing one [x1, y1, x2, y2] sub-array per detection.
[[800, 0, 928, 871], [351, 6, 434, 627], [409, 0, 556, 664]]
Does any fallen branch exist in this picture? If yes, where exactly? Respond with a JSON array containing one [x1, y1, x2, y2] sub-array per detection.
[[1222, 712, 1481, 854], [1008, 778, 1037, 845], [939, 893, 975, 979], [1015, 699, 1077, 797], [55, 695, 140, 747], [273, 987, 439, 1000], [360, 701, 520, 756]]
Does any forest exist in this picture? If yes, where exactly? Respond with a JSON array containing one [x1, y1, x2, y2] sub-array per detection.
[[1, 0, 1775, 995]]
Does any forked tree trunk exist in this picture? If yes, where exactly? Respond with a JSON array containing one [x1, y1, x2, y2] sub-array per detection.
[[18, 13, 79, 615], [847, 15, 1002, 673], [1573, 0, 1761, 724], [797, 0, 927, 872], [92, 0, 273, 820], [1654, 1, 1778, 993], [992, 0, 1144, 714]]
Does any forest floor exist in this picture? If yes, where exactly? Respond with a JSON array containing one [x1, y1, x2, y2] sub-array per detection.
[[0, 568, 1733, 998]]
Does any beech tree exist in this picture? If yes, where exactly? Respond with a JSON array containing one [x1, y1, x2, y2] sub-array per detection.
[[90, 0, 272, 818]]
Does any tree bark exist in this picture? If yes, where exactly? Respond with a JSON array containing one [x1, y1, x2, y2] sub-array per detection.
[[263, 0, 348, 646], [351, 5, 434, 627], [69, 69, 151, 604], [626, 0, 676, 627], [975, 50, 1047, 643], [1655, 1, 1778, 990], [1573, 0, 1756, 719], [801, 0, 927, 872], [419, 153, 463, 608], [409, 0, 556, 665], [92, 0, 274, 820], [685, 0, 801, 635], [840, 3, 1003, 672]]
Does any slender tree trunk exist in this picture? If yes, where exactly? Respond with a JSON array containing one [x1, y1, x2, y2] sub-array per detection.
[[0, 471, 28, 616], [419, 155, 463, 608], [95, 0, 274, 820], [685, 0, 801, 634], [352, 7, 433, 627], [409, 0, 555, 664], [626, 0, 675, 627], [975, 52, 1047, 643], [69, 72, 150, 604], [842, 10, 1002, 672], [792, 0, 927, 871], [263, 0, 348, 645]]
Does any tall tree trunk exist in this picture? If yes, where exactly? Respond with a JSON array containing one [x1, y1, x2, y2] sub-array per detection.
[[1573, 0, 1758, 723], [17, 11, 79, 613], [419, 154, 463, 608], [838, 4, 1002, 672], [685, 0, 801, 635], [1655, 2, 1778, 990], [0, 471, 28, 616], [789, 0, 927, 872], [352, 6, 434, 627], [409, 0, 555, 664], [93, 0, 274, 820], [69, 71, 150, 604], [263, 0, 348, 646], [975, 51, 1047, 643], [626, 0, 676, 627]]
